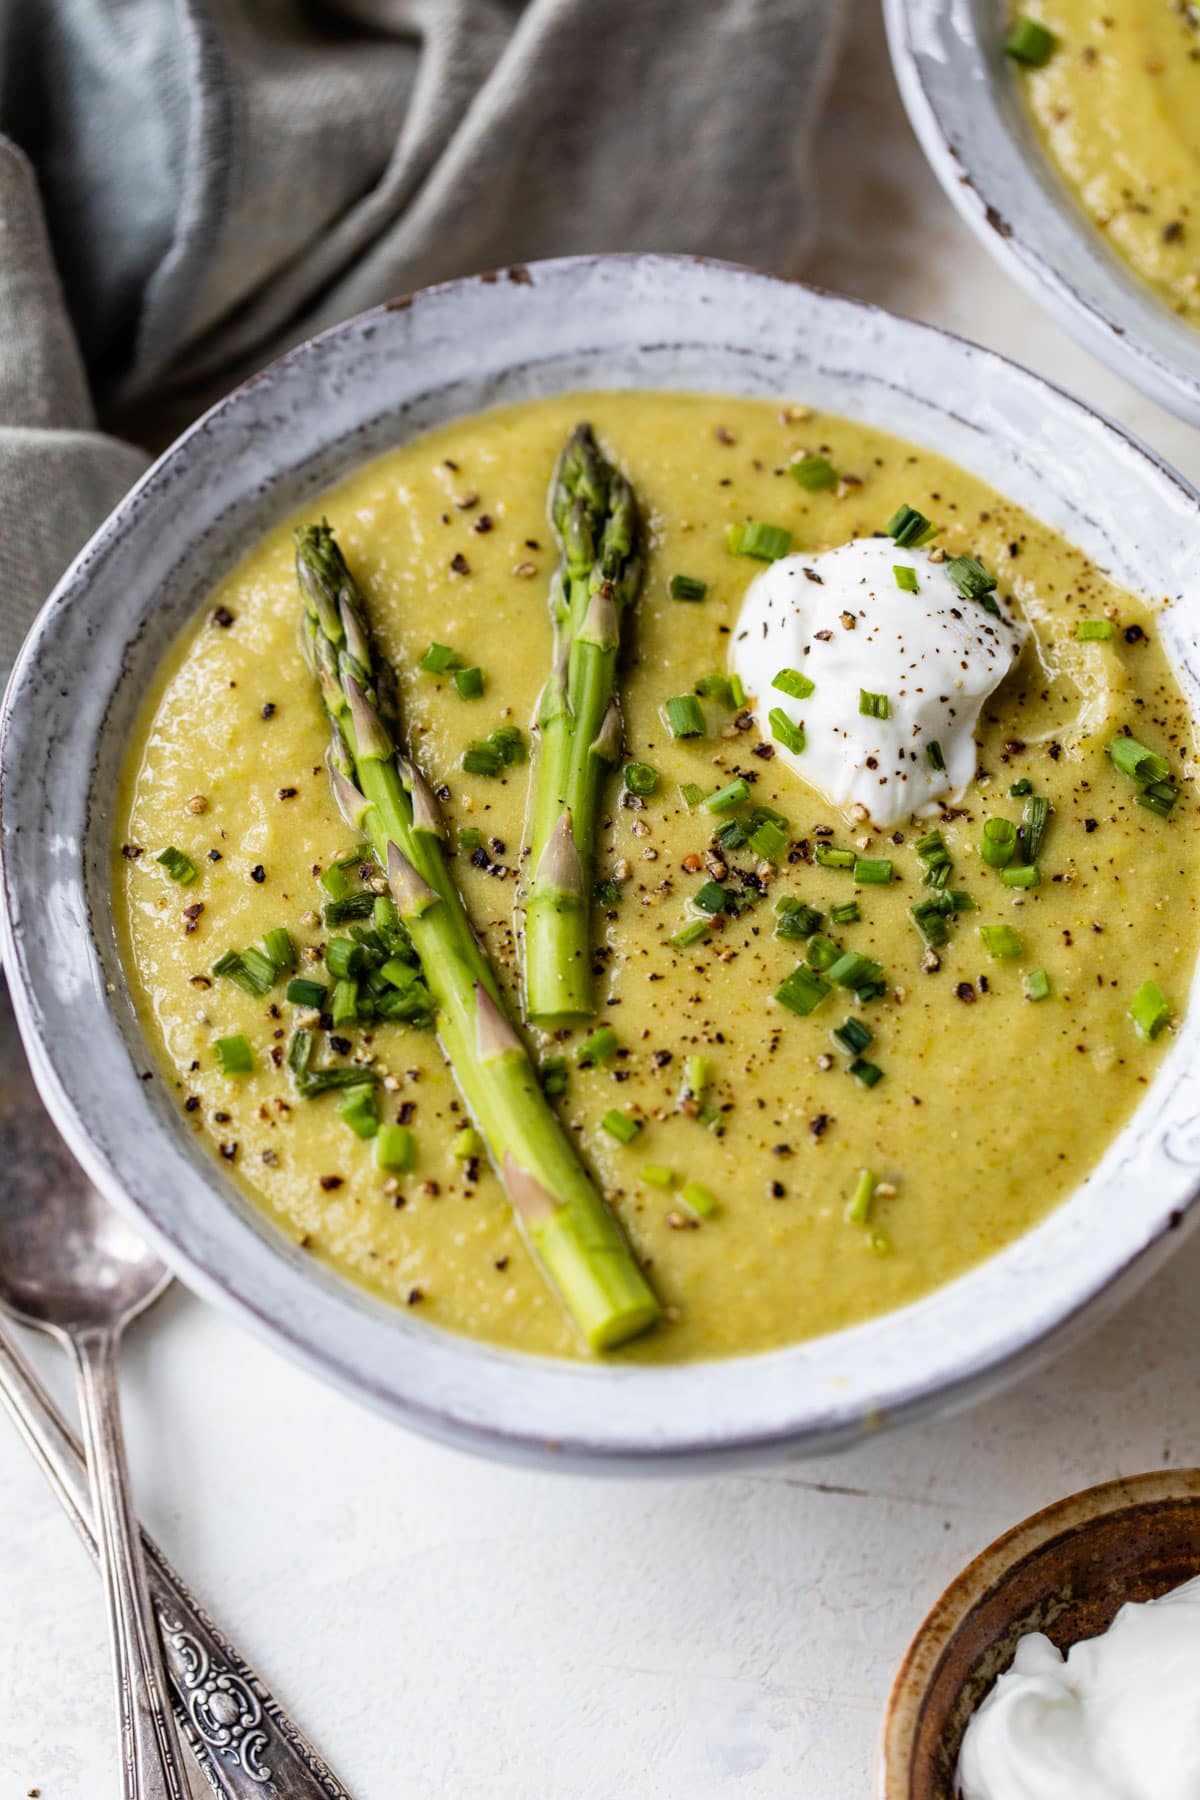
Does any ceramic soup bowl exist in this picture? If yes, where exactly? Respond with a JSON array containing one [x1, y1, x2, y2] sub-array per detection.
[[885, 0, 1200, 426], [3, 255, 1200, 1470]]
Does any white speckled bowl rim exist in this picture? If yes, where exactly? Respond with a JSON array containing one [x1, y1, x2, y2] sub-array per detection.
[[885, 0, 1200, 426], [4, 254, 1200, 1472]]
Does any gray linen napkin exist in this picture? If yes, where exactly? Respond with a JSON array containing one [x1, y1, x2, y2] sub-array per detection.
[[0, 0, 843, 681]]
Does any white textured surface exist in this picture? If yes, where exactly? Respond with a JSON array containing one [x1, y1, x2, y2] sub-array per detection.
[[5, 8, 1200, 1794]]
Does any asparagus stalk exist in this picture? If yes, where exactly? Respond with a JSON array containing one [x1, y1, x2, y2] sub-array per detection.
[[295, 522, 659, 1352], [524, 425, 643, 1022]]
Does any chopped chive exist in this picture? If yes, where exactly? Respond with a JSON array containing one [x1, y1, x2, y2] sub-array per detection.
[[827, 951, 884, 990], [212, 950, 267, 998], [640, 1164, 674, 1187], [945, 555, 997, 601], [665, 695, 706, 739], [156, 847, 198, 885], [287, 1028, 314, 1081], [239, 946, 277, 992], [910, 900, 950, 948], [946, 889, 976, 913], [846, 1169, 876, 1224], [926, 739, 946, 772], [1006, 16, 1057, 66], [775, 965, 832, 1016], [1023, 794, 1050, 861], [214, 1034, 253, 1077], [624, 761, 658, 797], [669, 919, 712, 949], [981, 817, 1018, 869], [849, 1058, 884, 1088], [323, 891, 377, 925], [669, 573, 708, 602], [815, 844, 855, 870], [715, 818, 746, 851], [325, 937, 365, 980], [1010, 777, 1033, 797], [772, 668, 816, 700], [893, 564, 919, 593], [263, 927, 296, 973], [1130, 980, 1172, 1040], [461, 742, 502, 777], [1076, 620, 1113, 641], [338, 1085, 379, 1140], [693, 881, 729, 915], [791, 453, 838, 492], [728, 520, 792, 561], [1108, 734, 1171, 784], [379, 955, 420, 989], [915, 829, 950, 866], [286, 976, 327, 1009], [1024, 967, 1052, 1002], [887, 504, 936, 548], [540, 1056, 568, 1097], [694, 674, 733, 706], [680, 782, 707, 808], [1002, 864, 1040, 888], [923, 861, 951, 891], [375, 1123, 416, 1172], [330, 978, 359, 1027], [319, 862, 350, 900], [806, 933, 841, 971], [578, 1025, 619, 1067], [729, 673, 747, 711], [1138, 783, 1180, 819], [704, 777, 750, 814], [833, 1016, 873, 1055], [595, 879, 621, 907], [684, 1054, 710, 1102], [453, 665, 484, 700], [297, 1065, 381, 1098], [853, 858, 892, 886], [681, 1179, 719, 1218], [830, 899, 861, 925], [749, 818, 789, 861], [859, 690, 890, 720], [769, 709, 805, 755], [601, 1109, 641, 1145], [775, 899, 824, 940], [458, 827, 485, 856], [980, 924, 1021, 959], [419, 642, 463, 675]]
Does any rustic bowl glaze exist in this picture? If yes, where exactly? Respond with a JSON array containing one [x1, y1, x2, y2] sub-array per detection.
[[879, 1469, 1200, 1797], [3, 255, 1200, 1469], [885, 0, 1200, 425]]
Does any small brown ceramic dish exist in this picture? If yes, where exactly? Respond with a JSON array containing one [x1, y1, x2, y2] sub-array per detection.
[[878, 1469, 1200, 1798]]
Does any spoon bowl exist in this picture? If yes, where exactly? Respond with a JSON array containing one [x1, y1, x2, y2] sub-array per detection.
[[0, 981, 168, 1335]]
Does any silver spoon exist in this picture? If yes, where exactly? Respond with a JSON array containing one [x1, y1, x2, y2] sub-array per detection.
[[0, 1015, 188, 1799], [0, 972, 352, 1798]]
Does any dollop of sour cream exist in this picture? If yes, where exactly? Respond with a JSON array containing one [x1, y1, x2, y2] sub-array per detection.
[[958, 1574, 1200, 1800], [730, 538, 1025, 827]]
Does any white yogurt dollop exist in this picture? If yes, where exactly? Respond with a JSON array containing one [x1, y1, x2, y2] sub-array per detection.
[[730, 538, 1024, 827], [958, 1573, 1200, 1800]]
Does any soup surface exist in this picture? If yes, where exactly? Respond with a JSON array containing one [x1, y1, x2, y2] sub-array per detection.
[[1018, 1, 1200, 328], [115, 391, 1197, 1362]]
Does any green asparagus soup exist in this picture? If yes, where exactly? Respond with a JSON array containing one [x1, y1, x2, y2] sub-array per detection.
[[1014, 2, 1200, 329], [114, 391, 1199, 1363]]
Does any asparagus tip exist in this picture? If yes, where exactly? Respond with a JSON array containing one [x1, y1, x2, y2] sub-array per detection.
[[326, 751, 370, 831], [386, 840, 439, 918], [474, 982, 525, 1062], [345, 673, 393, 762], [590, 697, 623, 766], [535, 809, 584, 899], [401, 757, 446, 838]]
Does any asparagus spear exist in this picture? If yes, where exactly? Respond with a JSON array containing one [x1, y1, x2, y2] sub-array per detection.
[[295, 522, 659, 1352], [524, 425, 643, 1022]]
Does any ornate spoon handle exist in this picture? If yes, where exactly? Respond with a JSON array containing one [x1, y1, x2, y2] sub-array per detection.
[[0, 1320, 352, 1799]]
